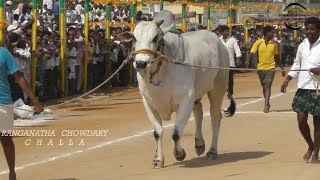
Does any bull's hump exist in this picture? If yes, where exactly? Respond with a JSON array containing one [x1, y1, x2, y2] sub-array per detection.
[[136, 21, 154, 31]]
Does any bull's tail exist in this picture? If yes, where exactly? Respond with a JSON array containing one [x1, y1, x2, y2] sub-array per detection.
[[223, 90, 236, 117]]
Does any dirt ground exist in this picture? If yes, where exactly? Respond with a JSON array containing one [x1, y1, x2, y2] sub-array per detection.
[[0, 71, 320, 180]]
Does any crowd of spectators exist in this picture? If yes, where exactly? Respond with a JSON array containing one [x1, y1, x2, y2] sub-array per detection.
[[3, 0, 305, 103], [5, 0, 134, 103]]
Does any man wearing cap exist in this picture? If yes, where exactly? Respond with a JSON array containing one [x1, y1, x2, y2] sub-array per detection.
[[43, 0, 53, 10], [53, 0, 59, 23], [75, 0, 85, 16], [11, 10, 20, 27], [7, 17, 34, 36], [5, 1, 13, 25]]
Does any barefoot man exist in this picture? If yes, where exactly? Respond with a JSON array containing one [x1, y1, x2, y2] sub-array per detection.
[[246, 25, 285, 113], [281, 17, 320, 164], [1, 32, 44, 179]]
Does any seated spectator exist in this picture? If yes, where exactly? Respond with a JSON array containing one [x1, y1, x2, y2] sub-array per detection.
[[12, 12, 20, 27], [19, 3, 32, 24]]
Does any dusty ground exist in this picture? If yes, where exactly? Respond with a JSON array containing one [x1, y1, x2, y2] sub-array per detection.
[[0, 71, 320, 180]]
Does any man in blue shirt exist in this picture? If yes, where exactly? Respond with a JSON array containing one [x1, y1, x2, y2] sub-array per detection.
[[53, 0, 59, 23], [0, 35, 43, 180]]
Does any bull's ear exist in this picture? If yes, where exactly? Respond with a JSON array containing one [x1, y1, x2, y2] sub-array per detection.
[[117, 32, 135, 43], [155, 20, 164, 28]]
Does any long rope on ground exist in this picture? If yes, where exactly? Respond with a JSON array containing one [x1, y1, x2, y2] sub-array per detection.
[[47, 57, 132, 109]]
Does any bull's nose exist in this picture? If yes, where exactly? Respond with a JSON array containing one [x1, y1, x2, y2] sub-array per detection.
[[136, 61, 148, 69]]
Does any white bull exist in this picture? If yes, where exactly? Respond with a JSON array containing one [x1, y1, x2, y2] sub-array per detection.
[[119, 16, 235, 168]]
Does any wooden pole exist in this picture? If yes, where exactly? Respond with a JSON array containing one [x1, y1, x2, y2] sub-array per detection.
[[60, 0, 66, 95], [160, 1, 164, 11], [207, 4, 210, 31], [105, 4, 111, 86], [83, 0, 89, 92], [245, 21, 249, 60], [31, 0, 38, 92], [182, 3, 187, 32], [129, 4, 136, 83], [0, 1, 4, 46]]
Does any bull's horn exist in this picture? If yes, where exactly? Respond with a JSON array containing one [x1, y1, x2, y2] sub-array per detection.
[[155, 20, 164, 28]]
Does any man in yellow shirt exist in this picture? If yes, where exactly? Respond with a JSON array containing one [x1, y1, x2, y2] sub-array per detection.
[[246, 26, 285, 113]]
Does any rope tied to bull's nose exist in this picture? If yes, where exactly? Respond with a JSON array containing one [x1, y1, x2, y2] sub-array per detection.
[[131, 49, 164, 64], [132, 49, 159, 57]]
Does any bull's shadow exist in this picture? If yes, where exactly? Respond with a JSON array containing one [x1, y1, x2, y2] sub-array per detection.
[[271, 109, 293, 113], [173, 151, 273, 168], [47, 178, 77, 180], [234, 96, 261, 100]]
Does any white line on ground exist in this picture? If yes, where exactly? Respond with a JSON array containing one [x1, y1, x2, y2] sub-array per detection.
[[13, 114, 66, 127], [0, 90, 295, 175], [14, 120, 49, 127], [236, 111, 294, 114]]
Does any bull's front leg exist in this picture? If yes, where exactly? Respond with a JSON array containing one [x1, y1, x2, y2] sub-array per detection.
[[142, 97, 164, 168], [172, 94, 195, 161]]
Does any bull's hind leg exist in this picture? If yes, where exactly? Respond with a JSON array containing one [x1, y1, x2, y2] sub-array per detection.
[[173, 96, 194, 161], [142, 97, 164, 168], [206, 89, 225, 160], [193, 99, 205, 156]]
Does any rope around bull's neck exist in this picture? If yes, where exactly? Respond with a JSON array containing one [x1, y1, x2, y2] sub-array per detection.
[[134, 49, 320, 95], [155, 52, 307, 72]]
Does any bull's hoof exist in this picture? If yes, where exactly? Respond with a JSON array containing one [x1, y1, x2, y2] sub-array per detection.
[[152, 159, 164, 168], [195, 145, 205, 156], [206, 151, 218, 160], [174, 148, 186, 161], [223, 109, 232, 117]]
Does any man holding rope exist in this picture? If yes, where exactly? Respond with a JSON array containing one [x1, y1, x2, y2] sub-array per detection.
[[281, 17, 320, 164], [1, 32, 44, 180], [246, 25, 285, 113]]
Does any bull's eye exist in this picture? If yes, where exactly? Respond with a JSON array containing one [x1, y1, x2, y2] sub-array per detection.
[[152, 35, 158, 43]]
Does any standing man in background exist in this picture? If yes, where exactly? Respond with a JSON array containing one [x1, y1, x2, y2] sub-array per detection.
[[219, 25, 242, 114], [246, 25, 285, 113], [53, 0, 59, 23], [43, 0, 53, 10], [5, 1, 13, 25]]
